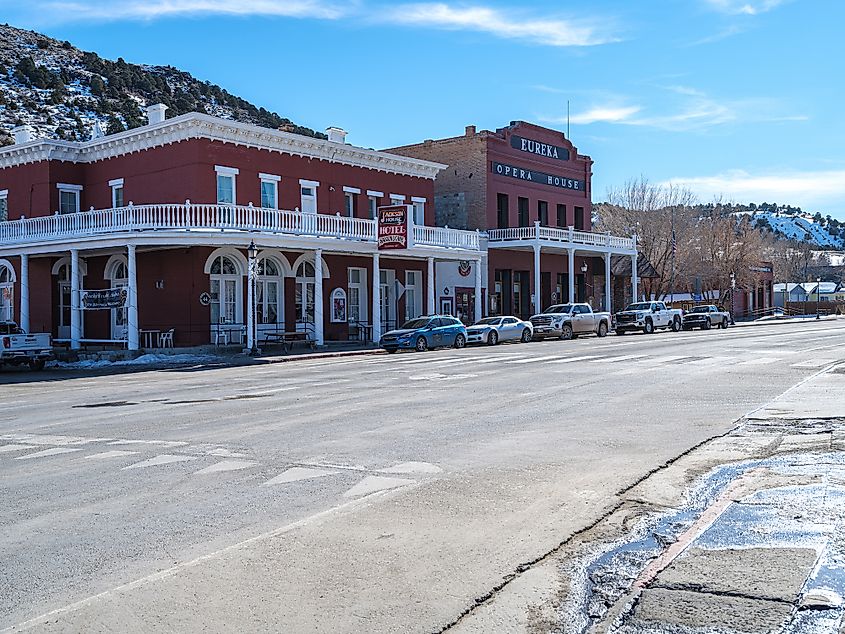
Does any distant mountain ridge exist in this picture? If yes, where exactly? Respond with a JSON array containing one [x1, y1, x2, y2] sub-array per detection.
[[721, 203, 844, 249], [0, 23, 325, 146]]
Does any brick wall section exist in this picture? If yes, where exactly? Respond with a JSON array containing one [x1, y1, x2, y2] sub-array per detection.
[[388, 127, 488, 230]]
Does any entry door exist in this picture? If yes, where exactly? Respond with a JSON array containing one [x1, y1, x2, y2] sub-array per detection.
[[379, 270, 395, 331], [111, 282, 128, 340]]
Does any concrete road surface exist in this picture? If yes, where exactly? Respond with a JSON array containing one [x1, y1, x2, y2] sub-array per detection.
[[1, 319, 843, 632]]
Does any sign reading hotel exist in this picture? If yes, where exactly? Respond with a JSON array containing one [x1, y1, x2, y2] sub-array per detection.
[[80, 288, 127, 310], [510, 135, 570, 161], [377, 204, 411, 250], [492, 161, 585, 192]]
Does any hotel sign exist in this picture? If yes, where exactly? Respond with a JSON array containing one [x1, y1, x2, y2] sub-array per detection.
[[492, 161, 585, 192], [377, 204, 412, 250], [510, 135, 570, 161]]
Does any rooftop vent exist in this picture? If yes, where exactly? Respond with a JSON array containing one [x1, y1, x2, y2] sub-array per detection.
[[12, 125, 32, 144], [326, 127, 347, 144], [146, 103, 168, 126]]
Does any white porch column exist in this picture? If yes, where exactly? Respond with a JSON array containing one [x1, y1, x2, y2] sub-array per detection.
[[372, 253, 381, 343], [604, 252, 612, 313], [533, 241, 542, 315], [127, 245, 139, 350], [474, 258, 483, 322], [567, 248, 575, 303], [70, 249, 81, 350], [20, 254, 30, 333], [427, 257, 435, 315], [631, 254, 639, 303], [314, 249, 324, 346]]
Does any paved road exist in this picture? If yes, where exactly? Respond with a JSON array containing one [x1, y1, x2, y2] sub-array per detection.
[[1, 320, 844, 632]]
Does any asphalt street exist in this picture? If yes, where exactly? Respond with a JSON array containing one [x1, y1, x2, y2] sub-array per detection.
[[1, 319, 844, 632]]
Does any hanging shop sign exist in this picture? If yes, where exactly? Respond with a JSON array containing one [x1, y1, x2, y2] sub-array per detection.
[[377, 204, 411, 250], [80, 288, 127, 310], [330, 288, 347, 323], [510, 135, 570, 161], [492, 161, 585, 192]]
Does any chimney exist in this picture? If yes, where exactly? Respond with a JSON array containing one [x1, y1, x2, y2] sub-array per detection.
[[326, 127, 347, 144], [465, 125, 476, 137], [12, 125, 32, 144], [146, 103, 168, 125]]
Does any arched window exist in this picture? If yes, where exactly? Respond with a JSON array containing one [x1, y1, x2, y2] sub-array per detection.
[[209, 255, 242, 325], [295, 261, 315, 324], [256, 257, 283, 326], [0, 262, 14, 322], [105, 256, 128, 340]]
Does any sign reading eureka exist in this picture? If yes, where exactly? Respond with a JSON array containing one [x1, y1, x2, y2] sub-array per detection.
[[492, 161, 585, 192], [510, 135, 570, 161]]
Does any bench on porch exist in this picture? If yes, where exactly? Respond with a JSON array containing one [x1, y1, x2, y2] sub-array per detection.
[[261, 325, 317, 353]]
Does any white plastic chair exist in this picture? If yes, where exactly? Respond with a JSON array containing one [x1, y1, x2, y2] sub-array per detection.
[[158, 329, 175, 348]]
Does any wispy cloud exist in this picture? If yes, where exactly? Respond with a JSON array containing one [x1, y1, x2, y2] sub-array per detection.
[[35, 0, 349, 22], [702, 0, 787, 15], [379, 3, 618, 47], [541, 86, 807, 132], [661, 168, 845, 209], [688, 24, 745, 46]]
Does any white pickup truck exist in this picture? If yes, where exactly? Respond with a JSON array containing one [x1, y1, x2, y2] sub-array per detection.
[[0, 322, 52, 371], [530, 303, 612, 340], [614, 301, 683, 335]]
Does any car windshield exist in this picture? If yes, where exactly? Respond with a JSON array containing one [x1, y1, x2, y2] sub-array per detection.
[[626, 303, 652, 311], [474, 318, 501, 325], [401, 318, 431, 330], [544, 304, 573, 314], [690, 306, 710, 313]]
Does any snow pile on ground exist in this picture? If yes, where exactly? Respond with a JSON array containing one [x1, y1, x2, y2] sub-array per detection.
[[48, 353, 219, 369]]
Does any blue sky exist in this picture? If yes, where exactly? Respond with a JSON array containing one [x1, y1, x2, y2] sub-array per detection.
[[3, 0, 844, 218]]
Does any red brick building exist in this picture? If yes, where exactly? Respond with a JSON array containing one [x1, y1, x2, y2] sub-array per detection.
[[389, 122, 638, 320], [0, 106, 484, 349]]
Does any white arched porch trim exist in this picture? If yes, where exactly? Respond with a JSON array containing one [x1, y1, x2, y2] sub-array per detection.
[[0, 258, 17, 283], [103, 254, 129, 341], [0, 258, 15, 323], [291, 252, 331, 279], [203, 247, 248, 276], [104, 254, 128, 280], [256, 249, 293, 278], [52, 256, 88, 277]]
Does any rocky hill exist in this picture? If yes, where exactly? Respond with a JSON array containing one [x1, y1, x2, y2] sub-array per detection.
[[0, 23, 325, 146]]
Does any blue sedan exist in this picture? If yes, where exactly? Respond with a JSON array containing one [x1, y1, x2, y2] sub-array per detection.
[[380, 315, 468, 353]]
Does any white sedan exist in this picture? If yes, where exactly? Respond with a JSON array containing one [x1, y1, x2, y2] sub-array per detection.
[[465, 316, 533, 345]]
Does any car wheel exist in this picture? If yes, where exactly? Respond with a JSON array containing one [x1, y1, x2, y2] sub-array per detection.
[[29, 359, 45, 372], [643, 319, 654, 334], [415, 336, 428, 352], [454, 334, 466, 349], [703, 319, 711, 331], [670, 318, 681, 332], [721, 319, 729, 329], [521, 329, 532, 343], [488, 330, 499, 346], [597, 322, 608, 337], [560, 324, 573, 340]]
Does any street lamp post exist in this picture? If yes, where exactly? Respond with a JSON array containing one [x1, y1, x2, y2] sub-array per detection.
[[730, 272, 736, 323], [816, 276, 821, 320], [246, 240, 260, 356], [580, 261, 588, 304]]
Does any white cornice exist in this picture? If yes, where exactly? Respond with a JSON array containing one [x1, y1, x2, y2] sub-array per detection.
[[0, 113, 447, 179]]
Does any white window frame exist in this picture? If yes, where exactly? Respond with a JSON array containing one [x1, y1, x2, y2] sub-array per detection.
[[215, 165, 239, 206], [347, 267, 369, 324], [57, 183, 82, 214], [259, 173, 281, 210], [108, 178, 124, 208], [0, 189, 7, 222], [366, 190, 383, 220], [299, 179, 319, 214], [405, 270, 423, 321], [411, 196, 426, 226], [389, 193, 406, 204]]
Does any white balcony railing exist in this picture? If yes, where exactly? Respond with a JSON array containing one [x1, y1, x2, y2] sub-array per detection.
[[488, 223, 635, 251], [0, 203, 482, 252]]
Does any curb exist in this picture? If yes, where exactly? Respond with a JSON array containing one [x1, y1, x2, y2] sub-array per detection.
[[731, 315, 840, 328], [249, 348, 386, 364]]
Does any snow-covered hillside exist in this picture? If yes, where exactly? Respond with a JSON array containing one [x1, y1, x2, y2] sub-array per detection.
[[0, 24, 324, 145], [736, 209, 845, 249]]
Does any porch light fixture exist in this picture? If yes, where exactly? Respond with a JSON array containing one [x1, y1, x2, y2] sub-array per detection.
[[580, 262, 588, 273]]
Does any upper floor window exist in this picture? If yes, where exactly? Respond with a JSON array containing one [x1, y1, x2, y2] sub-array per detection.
[[109, 178, 124, 208], [389, 194, 406, 206], [496, 193, 509, 229], [0, 190, 7, 222], [259, 173, 281, 209], [343, 187, 360, 217], [367, 190, 383, 220], [299, 179, 319, 213], [538, 200, 549, 227], [57, 183, 82, 215], [215, 166, 239, 205], [556, 204, 567, 227], [411, 197, 426, 225], [575, 206, 585, 230], [517, 197, 529, 228]]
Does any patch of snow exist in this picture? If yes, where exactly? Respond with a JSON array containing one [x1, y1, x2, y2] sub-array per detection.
[[48, 353, 219, 370]]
